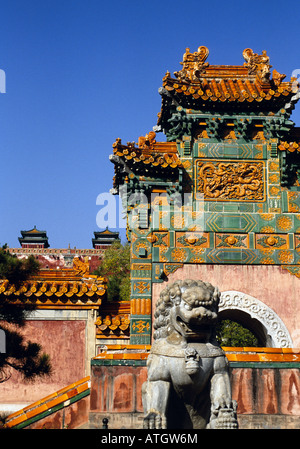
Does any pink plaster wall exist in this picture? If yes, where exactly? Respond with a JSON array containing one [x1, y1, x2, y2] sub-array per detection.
[[89, 364, 300, 429], [90, 365, 148, 413], [152, 264, 300, 347], [1, 320, 86, 404]]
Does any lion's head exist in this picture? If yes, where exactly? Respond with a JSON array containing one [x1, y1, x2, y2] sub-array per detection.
[[153, 279, 220, 342]]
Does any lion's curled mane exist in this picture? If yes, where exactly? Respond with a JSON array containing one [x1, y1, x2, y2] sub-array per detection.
[[153, 279, 220, 340]]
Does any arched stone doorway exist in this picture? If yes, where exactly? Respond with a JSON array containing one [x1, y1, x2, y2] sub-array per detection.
[[219, 291, 293, 348]]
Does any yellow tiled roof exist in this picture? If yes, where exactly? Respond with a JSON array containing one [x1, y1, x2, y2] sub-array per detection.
[[162, 46, 295, 105], [163, 72, 293, 104], [95, 301, 130, 339], [112, 135, 180, 169], [0, 269, 107, 309], [279, 128, 300, 153]]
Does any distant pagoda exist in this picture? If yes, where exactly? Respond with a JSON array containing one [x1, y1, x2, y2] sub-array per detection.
[[18, 226, 50, 248], [92, 227, 120, 249]]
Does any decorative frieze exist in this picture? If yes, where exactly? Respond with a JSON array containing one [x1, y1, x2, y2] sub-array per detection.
[[195, 159, 264, 201]]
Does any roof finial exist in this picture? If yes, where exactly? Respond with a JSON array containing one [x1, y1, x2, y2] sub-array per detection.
[[243, 48, 271, 82], [174, 45, 209, 82]]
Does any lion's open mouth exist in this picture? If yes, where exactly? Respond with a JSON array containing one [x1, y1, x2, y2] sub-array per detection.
[[176, 316, 201, 335], [176, 315, 213, 339]]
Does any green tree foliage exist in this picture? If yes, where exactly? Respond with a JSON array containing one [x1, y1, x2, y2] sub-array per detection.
[[0, 246, 39, 289], [216, 319, 260, 347], [0, 246, 52, 383], [94, 241, 130, 301]]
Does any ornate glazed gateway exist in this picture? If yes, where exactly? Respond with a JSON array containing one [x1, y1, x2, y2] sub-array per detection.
[[111, 45, 300, 347]]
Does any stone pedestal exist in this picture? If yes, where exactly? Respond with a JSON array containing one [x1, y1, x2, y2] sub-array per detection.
[[88, 347, 300, 429], [88, 347, 149, 429]]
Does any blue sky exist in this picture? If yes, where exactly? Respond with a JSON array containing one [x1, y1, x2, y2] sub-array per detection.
[[1, 0, 300, 248]]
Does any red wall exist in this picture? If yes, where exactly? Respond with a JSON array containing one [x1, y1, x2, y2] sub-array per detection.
[[231, 367, 300, 415], [90, 365, 147, 414], [89, 362, 300, 429], [1, 320, 86, 404]]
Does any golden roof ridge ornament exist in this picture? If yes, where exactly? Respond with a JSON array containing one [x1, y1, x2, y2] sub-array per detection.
[[174, 46, 209, 82], [242, 48, 272, 83], [73, 256, 90, 276]]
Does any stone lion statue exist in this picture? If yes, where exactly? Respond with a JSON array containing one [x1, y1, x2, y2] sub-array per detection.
[[142, 279, 238, 429]]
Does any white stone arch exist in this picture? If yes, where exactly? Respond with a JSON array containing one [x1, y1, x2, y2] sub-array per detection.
[[219, 290, 293, 348]]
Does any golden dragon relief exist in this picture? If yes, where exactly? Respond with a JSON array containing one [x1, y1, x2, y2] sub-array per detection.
[[195, 160, 264, 201]]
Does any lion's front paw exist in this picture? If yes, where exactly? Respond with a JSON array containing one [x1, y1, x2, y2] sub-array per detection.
[[208, 400, 238, 429], [143, 411, 167, 429]]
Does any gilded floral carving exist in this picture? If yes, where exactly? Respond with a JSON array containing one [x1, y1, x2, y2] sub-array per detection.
[[132, 320, 150, 334], [268, 161, 279, 172], [259, 213, 274, 221], [278, 251, 294, 264], [276, 216, 293, 231], [260, 226, 275, 233], [171, 248, 188, 262]]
